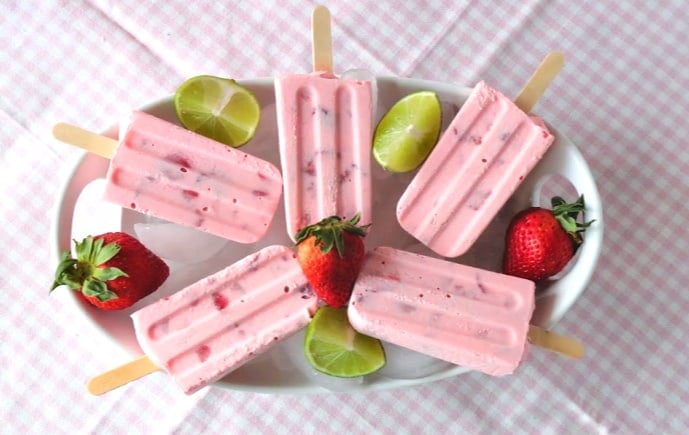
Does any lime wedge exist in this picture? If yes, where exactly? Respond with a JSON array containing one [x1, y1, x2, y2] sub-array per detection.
[[304, 306, 385, 378], [372, 91, 442, 172], [174, 75, 260, 148]]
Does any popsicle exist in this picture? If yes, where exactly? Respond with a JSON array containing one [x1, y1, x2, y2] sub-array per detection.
[[88, 245, 318, 395], [53, 110, 283, 244], [397, 52, 565, 258], [275, 5, 373, 240], [348, 247, 583, 376]]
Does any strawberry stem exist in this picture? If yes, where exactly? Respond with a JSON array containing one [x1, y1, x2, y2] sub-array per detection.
[[50, 235, 128, 301], [551, 195, 595, 247], [295, 214, 370, 258]]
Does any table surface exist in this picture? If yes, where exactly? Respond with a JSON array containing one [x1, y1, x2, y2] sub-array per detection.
[[2, 1, 688, 433]]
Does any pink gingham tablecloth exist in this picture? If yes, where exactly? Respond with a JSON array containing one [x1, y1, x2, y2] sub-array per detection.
[[2, 1, 688, 433]]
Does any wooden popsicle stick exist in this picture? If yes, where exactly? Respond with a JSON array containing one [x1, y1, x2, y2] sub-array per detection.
[[311, 5, 333, 73], [53, 122, 118, 159], [527, 325, 585, 359], [87, 355, 160, 395], [514, 51, 565, 113]]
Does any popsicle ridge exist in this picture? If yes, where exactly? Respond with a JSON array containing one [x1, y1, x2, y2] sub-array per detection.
[[334, 82, 369, 221], [144, 270, 314, 347], [162, 279, 312, 380], [351, 280, 521, 347], [352, 252, 524, 311]]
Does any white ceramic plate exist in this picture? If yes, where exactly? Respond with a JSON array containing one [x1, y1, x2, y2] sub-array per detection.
[[51, 77, 604, 394]]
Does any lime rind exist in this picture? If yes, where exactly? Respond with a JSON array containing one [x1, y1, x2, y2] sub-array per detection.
[[174, 75, 260, 148], [304, 306, 386, 378], [372, 90, 442, 173]]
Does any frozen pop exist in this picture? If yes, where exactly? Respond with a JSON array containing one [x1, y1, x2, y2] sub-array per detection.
[[88, 245, 318, 395], [397, 53, 564, 258], [348, 247, 536, 376], [53, 111, 283, 244], [275, 5, 373, 240], [348, 247, 583, 375]]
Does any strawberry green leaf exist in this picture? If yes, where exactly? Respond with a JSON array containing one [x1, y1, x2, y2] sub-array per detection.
[[90, 237, 104, 263], [295, 213, 370, 258], [577, 220, 595, 230], [93, 241, 121, 265], [550, 195, 595, 250], [53, 251, 76, 276], [92, 266, 128, 282], [332, 227, 345, 257], [51, 251, 79, 291], [75, 236, 92, 261], [56, 250, 74, 267], [559, 215, 578, 233], [51, 275, 78, 291], [320, 231, 335, 254], [82, 279, 118, 302], [551, 196, 566, 208]]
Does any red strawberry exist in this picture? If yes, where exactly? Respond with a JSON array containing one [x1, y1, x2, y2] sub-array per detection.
[[295, 214, 369, 308], [503, 196, 594, 282], [51, 232, 170, 310]]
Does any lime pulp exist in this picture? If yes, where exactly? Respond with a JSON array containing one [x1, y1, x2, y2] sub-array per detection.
[[304, 306, 386, 378]]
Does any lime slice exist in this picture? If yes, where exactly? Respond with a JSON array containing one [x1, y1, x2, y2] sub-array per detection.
[[174, 75, 260, 148], [372, 91, 442, 172], [304, 306, 385, 378]]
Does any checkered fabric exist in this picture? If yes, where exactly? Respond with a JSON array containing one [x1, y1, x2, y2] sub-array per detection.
[[2, 1, 688, 433]]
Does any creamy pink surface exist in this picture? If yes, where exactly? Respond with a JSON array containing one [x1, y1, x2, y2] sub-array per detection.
[[104, 111, 282, 243], [348, 247, 535, 376], [397, 81, 554, 258], [275, 72, 372, 240], [131, 245, 318, 394]]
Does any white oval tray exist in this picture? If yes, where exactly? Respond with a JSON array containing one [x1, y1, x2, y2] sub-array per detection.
[[51, 77, 603, 394]]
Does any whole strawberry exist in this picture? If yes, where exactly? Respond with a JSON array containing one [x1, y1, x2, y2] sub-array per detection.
[[295, 214, 369, 308], [51, 232, 169, 310], [503, 196, 593, 282]]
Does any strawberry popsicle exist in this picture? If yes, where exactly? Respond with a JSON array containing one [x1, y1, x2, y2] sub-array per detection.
[[275, 5, 373, 240], [129, 245, 318, 394], [348, 247, 535, 376], [275, 73, 372, 239], [53, 111, 283, 244], [397, 81, 555, 258]]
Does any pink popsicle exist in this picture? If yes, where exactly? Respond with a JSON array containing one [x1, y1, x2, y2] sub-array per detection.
[[104, 111, 283, 243], [348, 246, 535, 376], [397, 81, 555, 258], [131, 245, 318, 394], [275, 6, 373, 240], [275, 72, 373, 240], [53, 110, 283, 244]]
